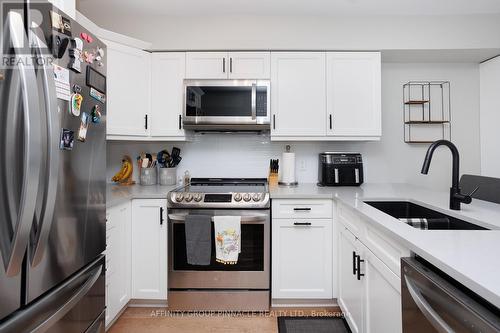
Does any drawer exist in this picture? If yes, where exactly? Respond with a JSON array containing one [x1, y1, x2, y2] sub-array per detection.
[[272, 199, 333, 219], [337, 202, 365, 236]]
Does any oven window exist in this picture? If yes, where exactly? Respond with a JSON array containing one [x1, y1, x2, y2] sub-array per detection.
[[172, 223, 264, 271], [186, 86, 252, 117]]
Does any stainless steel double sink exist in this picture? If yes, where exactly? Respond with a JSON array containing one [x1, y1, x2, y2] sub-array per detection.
[[364, 201, 489, 230]]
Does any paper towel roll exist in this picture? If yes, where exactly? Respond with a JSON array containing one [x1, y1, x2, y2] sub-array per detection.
[[281, 152, 296, 184]]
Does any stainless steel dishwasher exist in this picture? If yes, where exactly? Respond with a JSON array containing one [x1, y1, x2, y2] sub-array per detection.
[[401, 257, 500, 333]]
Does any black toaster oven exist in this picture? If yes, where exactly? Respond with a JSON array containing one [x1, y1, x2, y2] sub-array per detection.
[[318, 153, 364, 186]]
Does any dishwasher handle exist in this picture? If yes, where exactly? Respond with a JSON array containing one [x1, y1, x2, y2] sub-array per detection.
[[404, 275, 454, 333]]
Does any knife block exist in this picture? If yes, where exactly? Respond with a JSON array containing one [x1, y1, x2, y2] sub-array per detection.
[[268, 171, 279, 187]]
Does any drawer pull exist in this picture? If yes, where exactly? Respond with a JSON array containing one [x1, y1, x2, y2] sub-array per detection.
[[293, 222, 312, 226], [293, 208, 312, 211]]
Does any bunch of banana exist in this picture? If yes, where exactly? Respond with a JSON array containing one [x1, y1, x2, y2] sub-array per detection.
[[112, 155, 134, 183]]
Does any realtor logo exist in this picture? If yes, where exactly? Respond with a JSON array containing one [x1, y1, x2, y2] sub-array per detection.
[[1, 1, 54, 68]]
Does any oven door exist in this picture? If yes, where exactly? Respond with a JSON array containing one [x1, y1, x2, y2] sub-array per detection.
[[183, 80, 270, 130], [168, 209, 270, 289]]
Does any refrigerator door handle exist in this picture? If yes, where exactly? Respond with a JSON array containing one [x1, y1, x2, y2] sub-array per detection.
[[0, 11, 42, 277], [28, 25, 61, 267]]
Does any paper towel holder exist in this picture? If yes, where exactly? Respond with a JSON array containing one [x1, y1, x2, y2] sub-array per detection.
[[278, 145, 299, 187]]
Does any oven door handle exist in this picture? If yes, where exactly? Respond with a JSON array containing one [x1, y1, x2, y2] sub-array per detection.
[[168, 214, 267, 223]]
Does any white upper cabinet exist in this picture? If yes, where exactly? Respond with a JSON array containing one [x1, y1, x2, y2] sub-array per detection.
[[48, 0, 75, 18], [151, 53, 186, 138], [227, 52, 270, 79], [186, 52, 271, 79], [185, 52, 228, 79], [105, 39, 151, 137], [271, 52, 327, 137], [326, 52, 381, 137]]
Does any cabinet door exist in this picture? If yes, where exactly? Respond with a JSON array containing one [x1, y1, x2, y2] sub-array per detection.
[[362, 244, 402, 333], [48, 0, 76, 18], [326, 52, 381, 137], [105, 202, 131, 327], [131, 200, 167, 300], [272, 219, 332, 299], [115, 203, 131, 310], [151, 53, 186, 138], [105, 39, 151, 137], [271, 52, 326, 137], [227, 52, 270, 79], [185, 52, 228, 79], [338, 227, 364, 333]]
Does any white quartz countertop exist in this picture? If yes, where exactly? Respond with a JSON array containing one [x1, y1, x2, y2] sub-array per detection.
[[107, 183, 179, 208], [107, 182, 500, 309], [271, 183, 500, 309]]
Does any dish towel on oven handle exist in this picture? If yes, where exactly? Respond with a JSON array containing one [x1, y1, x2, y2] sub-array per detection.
[[214, 216, 241, 265]]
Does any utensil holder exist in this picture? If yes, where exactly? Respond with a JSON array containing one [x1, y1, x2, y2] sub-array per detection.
[[140, 168, 157, 186], [159, 167, 177, 186]]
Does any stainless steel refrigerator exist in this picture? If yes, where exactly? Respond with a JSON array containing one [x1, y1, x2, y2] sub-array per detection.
[[0, 1, 106, 332]]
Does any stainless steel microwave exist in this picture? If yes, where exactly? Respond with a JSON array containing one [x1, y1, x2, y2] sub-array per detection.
[[183, 80, 270, 131]]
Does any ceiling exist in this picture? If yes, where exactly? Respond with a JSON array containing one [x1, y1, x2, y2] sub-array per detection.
[[77, 0, 500, 18]]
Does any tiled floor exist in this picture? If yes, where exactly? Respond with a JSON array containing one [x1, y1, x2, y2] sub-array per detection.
[[108, 307, 342, 333]]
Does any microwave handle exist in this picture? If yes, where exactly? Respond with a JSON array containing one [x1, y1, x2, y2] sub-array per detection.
[[251, 83, 257, 121]]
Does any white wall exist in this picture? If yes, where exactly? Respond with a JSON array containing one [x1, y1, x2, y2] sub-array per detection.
[[480, 56, 500, 178], [107, 62, 481, 190], [81, 13, 500, 51]]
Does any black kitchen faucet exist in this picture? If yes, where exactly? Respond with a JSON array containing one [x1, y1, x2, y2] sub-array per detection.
[[421, 140, 477, 210]]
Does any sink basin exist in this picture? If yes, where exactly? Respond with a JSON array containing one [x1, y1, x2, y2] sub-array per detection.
[[363, 201, 488, 230]]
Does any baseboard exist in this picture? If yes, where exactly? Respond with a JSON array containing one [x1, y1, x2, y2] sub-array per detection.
[[128, 299, 168, 307], [271, 298, 338, 308]]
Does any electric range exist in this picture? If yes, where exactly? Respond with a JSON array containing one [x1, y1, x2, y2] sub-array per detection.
[[166, 178, 270, 311]]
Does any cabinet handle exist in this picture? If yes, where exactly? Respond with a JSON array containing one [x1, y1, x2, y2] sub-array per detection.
[[223, 58, 226, 73], [178, 115, 182, 130], [230, 58, 232, 73], [352, 251, 357, 275], [329, 114, 333, 130], [144, 115, 148, 130], [273, 115, 276, 130], [293, 222, 312, 226], [356, 254, 365, 280], [160, 207, 164, 225], [293, 207, 311, 211]]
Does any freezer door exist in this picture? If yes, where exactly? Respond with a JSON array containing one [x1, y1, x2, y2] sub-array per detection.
[[0, 1, 44, 320], [24, 8, 107, 303], [0, 255, 105, 333]]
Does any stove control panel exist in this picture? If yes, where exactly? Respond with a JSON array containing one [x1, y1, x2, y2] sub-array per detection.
[[168, 192, 269, 208]]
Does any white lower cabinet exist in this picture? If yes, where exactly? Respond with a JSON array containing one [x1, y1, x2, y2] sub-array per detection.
[[272, 205, 333, 299], [131, 199, 168, 300], [106, 201, 131, 327], [363, 242, 402, 333], [338, 225, 402, 333], [338, 227, 364, 333]]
